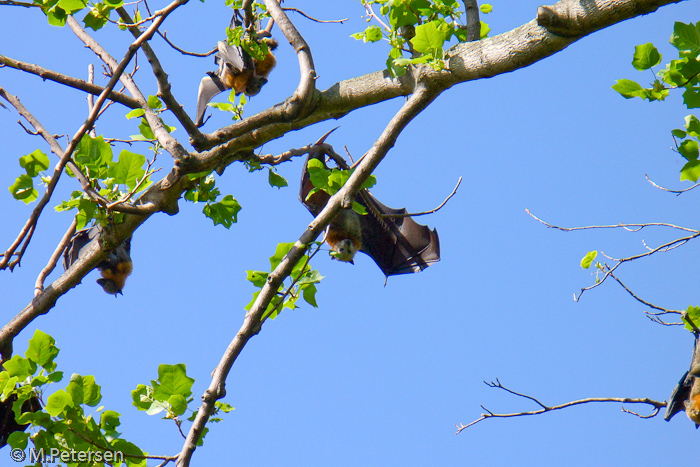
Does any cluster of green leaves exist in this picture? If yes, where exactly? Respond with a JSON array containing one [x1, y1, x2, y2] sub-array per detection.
[[352, 0, 492, 77], [131, 363, 233, 446], [54, 133, 153, 230], [612, 22, 699, 182], [0, 330, 146, 464], [9, 149, 50, 205], [246, 243, 324, 321], [184, 172, 242, 228], [304, 158, 377, 215], [683, 305, 700, 332], [32, 0, 124, 30], [613, 21, 699, 106]]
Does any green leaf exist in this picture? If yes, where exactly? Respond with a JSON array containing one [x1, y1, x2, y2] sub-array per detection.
[[364, 25, 383, 43], [100, 410, 121, 433], [46, 389, 74, 417], [480, 4, 492, 13], [612, 79, 645, 98], [204, 195, 241, 228], [131, 384, 152, 410], [7, 431, 29, 450], [147, 95, 163, 110], [670, 21, 700, 57], [125, 108, 145, 119], [9, 174, 37, 204], [678, 139, 699, 161], [83, 3, 112, 31], [580, 250, 597, 269], [672, 129, 687, 138], [153, 364, 194, 400], [20, 149, 50, 177], [683, 87, 700, 109], [411, 21, 446, 55], [246, 270, 269, 288], [66, 374, 101, 406], [632, 43, 661, 70], [268, 169, 288, 189], [302, 283, 319, 307], [270, 243, 295, 271], [57, 0, 86, 15], [168, 394, 188, 416], [111, 150, 146, 190], [680, 159, 700, 182], [26, 329, 59, 371], [683, 305, 700, 331], [686, 115, 700, 137], [480, 21, 490, 39], [2, 355, 35, 379]]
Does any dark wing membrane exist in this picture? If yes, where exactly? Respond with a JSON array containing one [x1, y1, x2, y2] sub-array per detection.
[[358, 193, 440, 277], [299, 153, 330, 217], [665, 370, 692, 421], [62, 227, 99, 271], [0, 394, 41, 448]]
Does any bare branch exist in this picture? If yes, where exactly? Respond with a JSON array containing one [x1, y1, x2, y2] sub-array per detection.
[[283, 7, 347, 24], [605, 267, 684, 316], [455, 379, 666, 434], [382, 177, 462, 218], [158, 31, 217, 57], [526, 209, 699, 234], [34, 219, 77, 296], [0, 0, 38, 6], [0, 53, 140, 109], [645, 174, 700, 195]]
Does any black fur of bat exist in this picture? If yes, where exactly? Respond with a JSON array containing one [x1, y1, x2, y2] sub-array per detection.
[[299, 152, 440, 277], [195, 15, 277, 127], [665, 332, 700, 427], [63, 227, 133, 296], [0, 394, 41, 449]]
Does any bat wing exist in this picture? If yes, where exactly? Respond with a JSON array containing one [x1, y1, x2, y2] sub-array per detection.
[[299, 153, 440, 277], [299, 153, 331, 217], [665, 332, 700, 421], [195, 41, 246, 127], [0, 394, 41, 448], [63, 227, 99, 271], [358, 192, 440, 277]]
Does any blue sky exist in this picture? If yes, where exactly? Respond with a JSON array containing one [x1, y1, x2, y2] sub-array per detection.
[[1, 1, 699, 465]]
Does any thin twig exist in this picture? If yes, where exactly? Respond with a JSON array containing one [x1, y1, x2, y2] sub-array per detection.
[[526, 209, 699, 233], [645, 174, 700, 195], [106, 159, 160, 209], [604, 267, 683, 316], [34, 219, 77, 296], [455, 379, 666, 434], [364, 2, 391, 32], [283, 7, 347, 23], [158, 31, 217, 57], [382, 176, 462, 218]]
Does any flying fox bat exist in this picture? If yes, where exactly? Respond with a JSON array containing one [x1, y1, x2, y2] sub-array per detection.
[[195, 33, 277, 127], [63, 227, 133, 296], [0, 394, 41, 449], [299, 152, 440, 277], [665, 332, 700, 427]]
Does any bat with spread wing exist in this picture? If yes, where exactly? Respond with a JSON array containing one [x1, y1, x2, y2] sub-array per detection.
[[299, 152, 440, 277], [195, 15, 277, 127], [665, 332, 700, 427], [63, 226, 133, 296]]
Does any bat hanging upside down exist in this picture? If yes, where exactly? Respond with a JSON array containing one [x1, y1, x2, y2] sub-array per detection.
[[664, 332, 700, 428], [63, 226, 133, 296], [195, 34, 278, 127], [299, 152, 440, 277]]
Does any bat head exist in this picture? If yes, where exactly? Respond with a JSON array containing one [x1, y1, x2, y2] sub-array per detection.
[[245, 76, 268, 96], [331, 239, 358, 263], [96, 278, 123, 296]]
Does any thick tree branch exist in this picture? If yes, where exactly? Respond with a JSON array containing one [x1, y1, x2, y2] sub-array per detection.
[[0, 54, 141, 108], [455, 379, 666, 433], [177, 83, 438, 467], [463, 0, 481, 41]]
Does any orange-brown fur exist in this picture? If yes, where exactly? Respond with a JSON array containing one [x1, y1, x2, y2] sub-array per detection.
[[224, 38, 277, 96], [99, 260, 133, 294], [326, 210, 362, 262]]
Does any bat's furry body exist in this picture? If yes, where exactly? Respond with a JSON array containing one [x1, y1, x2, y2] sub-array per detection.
[[299, 152, 440, 277], [63, 227, 133, 296], [195, 37, 277, 127], [0, 394, 41, 449]]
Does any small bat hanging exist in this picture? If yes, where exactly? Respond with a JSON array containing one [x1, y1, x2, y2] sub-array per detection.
[[299, 151, 440, 278], [63, 226, 133, 296], [195, 13, 277, 127], [664, 332, 700, 427]]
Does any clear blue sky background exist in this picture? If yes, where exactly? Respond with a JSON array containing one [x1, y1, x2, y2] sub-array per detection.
[[1, 1, 699, 465]]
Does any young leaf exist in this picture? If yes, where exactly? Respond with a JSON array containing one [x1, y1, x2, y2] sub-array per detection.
[[20, 149, 50, 177], [632, 43, 661, 70], [580, 250, 597, 269], [268, 169, 288, 189], [683, 305, 700, 332], [612, 79, 645, 98], [204, 195, 242, 228], [26, 329, 59, 371]]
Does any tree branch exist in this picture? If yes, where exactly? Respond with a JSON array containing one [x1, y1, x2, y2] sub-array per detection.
[[455, 379, 666, 433], [0, 53, 140, 109], [463, 0, 481, 41]]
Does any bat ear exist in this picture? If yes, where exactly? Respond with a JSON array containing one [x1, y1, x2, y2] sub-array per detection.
[[349, 260, 354, 265]]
